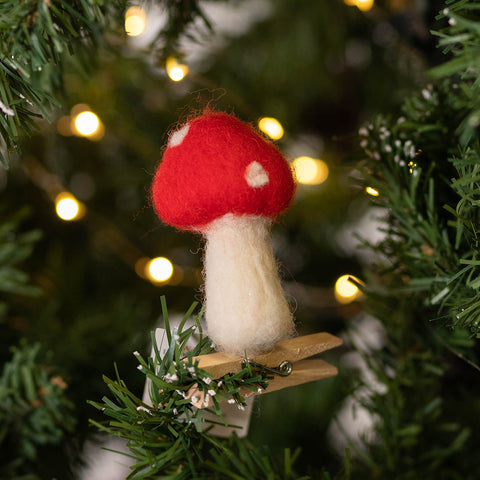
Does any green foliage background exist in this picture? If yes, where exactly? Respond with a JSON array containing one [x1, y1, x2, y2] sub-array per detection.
[[1, 0, 480, 479]]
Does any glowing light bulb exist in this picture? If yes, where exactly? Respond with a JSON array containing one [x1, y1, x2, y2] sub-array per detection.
[[55, 193, 84, 221], [344, 0, 374, 11], [258, 117, 284, 140], [71, 107, 104, 140], [356, 0, 374, 11], [169, 67, 186, 81], [366, 186, 379, 196], [166, 57, 189, 82], [292, 156, 329, 185], [147, 257, 174, 282], [335, 275, 362, 304], [74, 111, 99, 136], [125, 6, 146, 36]]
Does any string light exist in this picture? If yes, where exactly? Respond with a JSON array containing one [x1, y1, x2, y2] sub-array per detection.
[[344, 0, 374, 11], [71, 107, 104, 141], [57, 105, 105, 140], [74, 111, 99, 136], [55, 192, 85, 221], [292, 156, 329, 185], [125, 6, 146, 37], [166, 57, 189, 82], [366, 186, 379, 196], [24, 157, 197, 287], [335, 275, 362, 304], [146, 257, 174, 283], [258, 117, 284, 140]]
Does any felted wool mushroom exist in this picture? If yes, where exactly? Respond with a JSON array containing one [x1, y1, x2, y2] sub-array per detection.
[[151, 111, 296, 356]]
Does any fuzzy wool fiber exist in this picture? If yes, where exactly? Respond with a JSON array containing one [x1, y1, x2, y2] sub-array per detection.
[[151, 112, 295, 230], [203, 214, 295, 355], [151, 111, 296, 355]]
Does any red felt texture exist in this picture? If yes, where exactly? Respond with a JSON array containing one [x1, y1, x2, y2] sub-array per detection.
[[151, 112, 296, 230]]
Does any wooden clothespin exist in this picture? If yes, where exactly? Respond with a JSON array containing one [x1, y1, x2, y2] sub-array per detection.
[[189, 332, 342, 408]]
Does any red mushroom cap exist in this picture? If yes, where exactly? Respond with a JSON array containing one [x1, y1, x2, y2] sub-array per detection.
[[151, 112, 296, 231]]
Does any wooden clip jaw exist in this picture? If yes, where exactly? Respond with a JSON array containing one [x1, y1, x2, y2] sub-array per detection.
[[189, 332, 342, 408]]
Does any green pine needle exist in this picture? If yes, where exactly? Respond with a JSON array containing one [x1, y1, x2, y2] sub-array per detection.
[[89, 297, 307, 479], [0, 342, 75, 478], [358, 77, 480, 334]]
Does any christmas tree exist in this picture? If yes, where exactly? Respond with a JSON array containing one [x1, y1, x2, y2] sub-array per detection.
[[1, 0, 479, 478]]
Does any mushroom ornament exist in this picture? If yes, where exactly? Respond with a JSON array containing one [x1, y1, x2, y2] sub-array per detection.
[[151, 112, 296, 356]]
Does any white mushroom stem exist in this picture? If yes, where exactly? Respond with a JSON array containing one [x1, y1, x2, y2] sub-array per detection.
[[202, 213, 295, 356]]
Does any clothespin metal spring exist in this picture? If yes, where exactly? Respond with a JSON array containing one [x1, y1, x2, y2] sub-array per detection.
[[247, 360, 293, 377]]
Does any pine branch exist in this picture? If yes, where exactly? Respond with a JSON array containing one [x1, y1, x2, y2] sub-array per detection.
[[349, 323, 474, 479], [0, 0, 126, 168], [0, 209, 42, 323], [347, 3, 480, 477], [358, 77, 480, 334], [90, 297, 307, 479], [0, 0, 218, 168], [153, 0, 213, 60], [0, 342, 76, 479], [430, 0, 480, 145]]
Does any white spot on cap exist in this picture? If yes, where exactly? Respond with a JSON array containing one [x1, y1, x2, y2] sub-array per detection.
[[168, 123, 190, 147], [245, 161, 269, 188]]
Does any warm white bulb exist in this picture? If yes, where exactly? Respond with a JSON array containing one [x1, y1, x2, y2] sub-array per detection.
[[166, 57, 189, 82], [344, 0, 374, 11], [169, 66, 186, 81], [55, 194, 81, 221], [335, 275, 361, 304], [356, 0, 374, 11], [292, 156, 329, 185], [258, 117, 284, 140], [125, 6, 146, 36], [147, 257, 174, 282], [74, 111, 100, 136]]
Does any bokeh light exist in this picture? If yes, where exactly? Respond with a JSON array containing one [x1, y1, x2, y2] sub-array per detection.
[[335, 275, 362, 304], [70, 107, 104, 141], [344, 0, 374, 12], [55, 192, 84, 221], [258, 117, 284, 140], [74, 111, 99, 136], [166, 57, 189, 82], [366, 186, 379, 196], [125, 6, 146, 36], [292, 156, 329, 185], [147, 257, 174, 282]]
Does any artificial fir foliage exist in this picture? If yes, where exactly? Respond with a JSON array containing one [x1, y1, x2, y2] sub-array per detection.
[[0, 212, 75, 479], [0, 210, 41, 313], [0, 209, 43, 378], [359, 0, 480, 335], [430, 1, 480, 146], [349, 2, 480, 478], [358, 79, 480, 333], [0, 0, 214, 167], [0, 342, 76, 480], [90, 297, 307, 480], [152, 0, 213, 60], [0, 0, 126, 166], [3, 0, 480, 478]]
